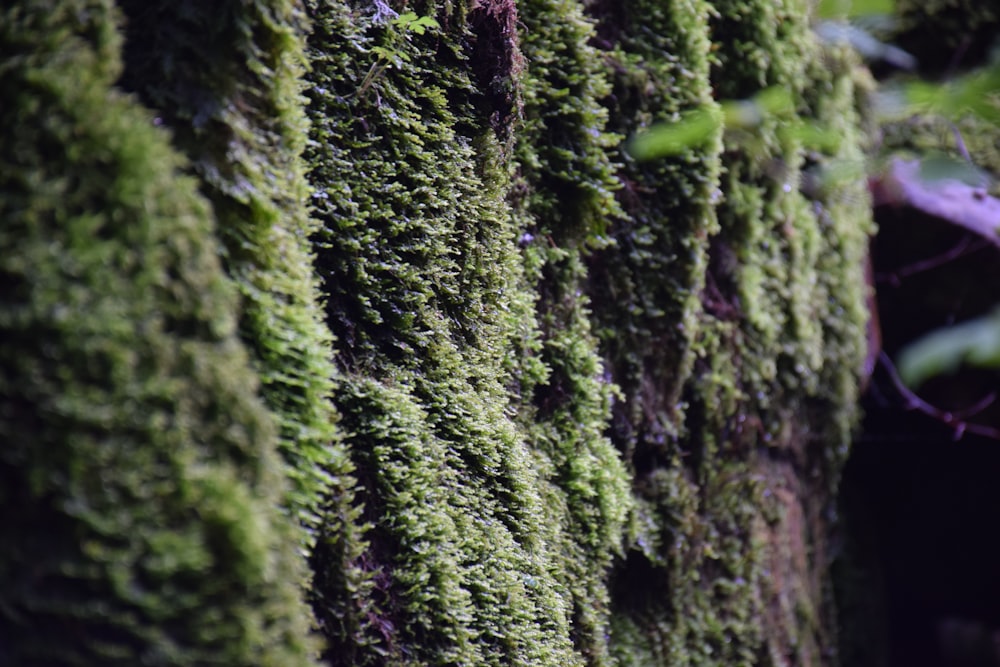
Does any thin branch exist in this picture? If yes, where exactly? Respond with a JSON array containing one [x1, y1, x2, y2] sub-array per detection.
[[950, 122, 973, 164], [878, 351, 1000, 441], [874, 235, 990, 286]]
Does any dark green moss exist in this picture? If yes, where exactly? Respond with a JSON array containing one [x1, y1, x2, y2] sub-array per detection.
[[0, 2, 318, 663], [582, 1, 872, 665], [588, 0, 722, 459], [579, 2, 737, 664], [303, 2, 593, 664], [114, 0, 343, 546], [512, 0, 633, 663]]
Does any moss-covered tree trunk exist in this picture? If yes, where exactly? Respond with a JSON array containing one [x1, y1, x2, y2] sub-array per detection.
[[303, 0, 871, 665], [2, 0, 875, 665], [0, 2, 321, 664]]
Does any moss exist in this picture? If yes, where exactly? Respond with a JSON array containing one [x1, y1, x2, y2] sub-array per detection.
[[584, 0, 872, 665], [581, 2, 722, 662], [0, 2, 318, 663], [114, 0, 343, 547], [302, 1, 604, 664], [511, 0, 633, 663], [696, 1, 870, 663], [588, 0, 722, 457]]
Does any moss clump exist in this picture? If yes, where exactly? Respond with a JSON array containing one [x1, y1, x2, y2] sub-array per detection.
[[0, 2, 318, 663], [512, 0, 633, 663], [114, 0, 343, 546], [303, 1, 607, 664], [583, 0, 872, 665]]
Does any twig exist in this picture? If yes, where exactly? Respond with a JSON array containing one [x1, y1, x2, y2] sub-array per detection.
[[878, 351, 1000, 441], [874, 235, 990, 286]]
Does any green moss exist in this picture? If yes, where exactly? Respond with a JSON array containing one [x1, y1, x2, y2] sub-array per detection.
[[302, 2, 608, 664], [589, 0, 722, 455], [114, 0, 343, 547], [0, 2, 318, 663], [511, 1, 634, 663], [584, 1, 872, 665]]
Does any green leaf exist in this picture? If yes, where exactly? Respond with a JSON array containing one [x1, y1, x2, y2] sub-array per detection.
[[627, 106, 722, 158], [394, 11, 419, 26], [918, 154, 993, 189], [898, 308, 1000, 387], [410, 16, 440, 34], [816, 0, 894, 19], [780, 121, 843, 152], [393, 11, 439, 35], [905, 67, 1000, 124], [628, 87, 795, 160]]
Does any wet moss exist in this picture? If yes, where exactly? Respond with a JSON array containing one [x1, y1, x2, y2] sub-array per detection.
[[589, 0, 722, 458], [586, 1, 872, 665], [512, 0, 633, 663], [0, 2, 318, 663], [3, 0, 876, 664], [114, 0, 343, 547], [302, 1, 595, 664]]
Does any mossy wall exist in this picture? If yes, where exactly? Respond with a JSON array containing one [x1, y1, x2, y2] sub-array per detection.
[[586, 0, 872, 665], [302, 1, 633, 663], [112, 0, 344, 548], [302, 0, 871, 664], [2, 0, 874, 664], [0, 2, 319, 663]]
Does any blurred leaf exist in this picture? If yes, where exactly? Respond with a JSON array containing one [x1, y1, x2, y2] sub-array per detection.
[[918, 154, 993, 189], [744, 86, 795, 120], [816, 0, 894, 19], [898, 308, 1000, 387], [815, 21, 916, 69], [627, 106, 722, 158], [905, 67, 1000, 124], [801, 157, 869, 199], [871, 85, 912, 120], [629, 87, 794, 159], [781, 122, 843, 153]]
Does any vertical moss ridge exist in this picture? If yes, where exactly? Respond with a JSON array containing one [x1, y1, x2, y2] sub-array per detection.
[[0, 2, 318, 663], [303, 1, 595, 664], [585, 1, 872, 665], [511, 0, 633, 663], [115, 0, 343, 547], [589, 0, 722, 457]]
